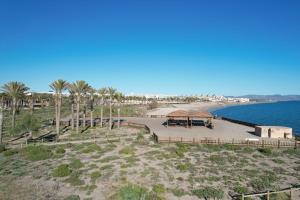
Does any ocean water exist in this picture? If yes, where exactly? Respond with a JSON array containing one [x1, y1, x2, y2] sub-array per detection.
[[212, 101, 300, 136]]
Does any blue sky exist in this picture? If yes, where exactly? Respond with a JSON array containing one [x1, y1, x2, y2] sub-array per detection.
[[0, 0, 299, 96]]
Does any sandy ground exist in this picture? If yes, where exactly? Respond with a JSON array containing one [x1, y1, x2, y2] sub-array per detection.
[[146, 102, 246, 117], [124, 117, 259, 140]]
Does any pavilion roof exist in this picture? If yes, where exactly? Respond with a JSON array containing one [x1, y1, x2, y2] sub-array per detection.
[[166, 110, 213, 118]]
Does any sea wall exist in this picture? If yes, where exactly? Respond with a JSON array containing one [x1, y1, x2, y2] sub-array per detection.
[[221, 117, 258, 128]]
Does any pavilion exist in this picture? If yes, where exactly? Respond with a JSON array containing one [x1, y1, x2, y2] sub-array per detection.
[[166, 110, 213, 128]]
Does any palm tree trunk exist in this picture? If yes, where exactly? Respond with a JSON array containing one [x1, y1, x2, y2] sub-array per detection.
[[100, 97, 103, 128], [12, 97, 16, 128], [117, 108, 120, 128], [83, 105, 86, 129], [76, 95, 80, 134], [109, 97, 112, 130], [90, 110, 93, 128], [71, 103, 74, 130], [0, 107, 3, 144]]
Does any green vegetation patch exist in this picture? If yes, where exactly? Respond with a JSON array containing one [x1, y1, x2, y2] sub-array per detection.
[[81, 143, 101, 153], [22, 145, 53, 161], [65, 171, 84, 186], [152, 184, 165, 194], [55, 147, 66, 154], [63, 195, 80, 200], [69, 159, 84, 169], [192, 187, 224, 199], [169, 187, 186, 197], [257, 147, 272, 156], [176, 163, 191, 171], [53, 164, 72, 177], [117, 184, 150, 200], [119, 146, 136, 155], [90, 171, 101, 183], [3, 148, 19, 156]]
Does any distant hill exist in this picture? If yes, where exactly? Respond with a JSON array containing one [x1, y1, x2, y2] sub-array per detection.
[[235, 95, 300, 102]]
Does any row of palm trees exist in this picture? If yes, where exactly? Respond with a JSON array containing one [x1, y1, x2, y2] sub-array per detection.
[[0, 80, 124, 142]]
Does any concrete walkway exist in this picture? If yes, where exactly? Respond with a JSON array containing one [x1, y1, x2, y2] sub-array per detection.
[[124, 117, 259, 140]]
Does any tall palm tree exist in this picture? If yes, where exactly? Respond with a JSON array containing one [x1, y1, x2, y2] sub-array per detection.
[[50, 80, 68, 139], [88, 87, 96, 128], [68, 81, 89, 134], [68, 90, 75, 130], [108, 87, 116, 130], [1, 82, 29, 128], [0, 101, 3, 144], [115, 92, 124, 128], [98, 88, 107, 128]]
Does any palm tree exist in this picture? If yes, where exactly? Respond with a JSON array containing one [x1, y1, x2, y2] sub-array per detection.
[[68, 90, 76, 130], [98, 88, 107, 128], [0, 102, 3, 144], [88, 87, 96, 128], [108, 87, 116, 130], [68, 81, 89, 134], [50, 80, 68, 139], [115, 92, 124, 128], [1, 82, 29, 128]]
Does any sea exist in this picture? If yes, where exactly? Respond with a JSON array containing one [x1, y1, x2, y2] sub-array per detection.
[[212, 101, 300, 136]]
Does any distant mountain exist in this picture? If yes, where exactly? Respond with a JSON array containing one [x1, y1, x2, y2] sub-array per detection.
[[235, 95, 300, 102]]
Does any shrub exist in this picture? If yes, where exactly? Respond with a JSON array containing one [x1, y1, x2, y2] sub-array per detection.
[[119, 146, 135, 155], [117, 184, 150, 200], [250, 171, 278, 191], [0, 144, 5, 153], [69, 159, 84, 169], [209, 155, 226, 165], [55, 147, 66, 154], [176, 163, 191, 171], [64, 195, 80, 200], [233, 184, 248, 194], [82, 143, 101, 153], [170, 188, 185, 197], [152, 184, 165, 194], [192, 187, 224, 199], [53, 164, 72, 177], [272, 158, 285, 164], [90, 171, 101, 183], [22, 145, 53, 161], [3, 148, 19, 156], [65, 171, 84, 186], [258, 148, 272, 156]]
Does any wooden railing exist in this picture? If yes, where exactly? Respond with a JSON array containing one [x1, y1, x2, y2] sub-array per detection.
[[154, 134, 300, 149], [239, 186, 300, 200]]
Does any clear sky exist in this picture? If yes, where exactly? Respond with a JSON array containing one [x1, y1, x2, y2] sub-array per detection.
[[0, 0, 299, 96]]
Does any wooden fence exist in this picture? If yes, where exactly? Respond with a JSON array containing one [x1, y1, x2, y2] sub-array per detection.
[[240, 186, 300, 200], [154, 134, 300, 149]]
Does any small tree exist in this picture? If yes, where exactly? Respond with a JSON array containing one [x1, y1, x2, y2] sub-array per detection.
[[15, 113, 41, 139]]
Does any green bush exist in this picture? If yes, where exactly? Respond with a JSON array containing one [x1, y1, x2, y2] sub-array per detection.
[[64, 195, 80, 200], [170, 188, 185, 197], [0, 144, 5, 153], [55, 147, 66, 154], [258, 148, 272, 156], [90, 171, 101, 183], [233, 184, 248, 194], [65, 171, 84, 186], [69, 159, 84, 169], [176, 163, 191, 171], [192, 187, 224, 199], [250, 171, 278, 191], [152, 184, 165, 194], [53, 164, 72, 177], [82, 143, 101, 153], [3, 148, 19, 156], [117, 184, 150, 200], [119, 146, 135, 155], [22, 145, 53, 161]]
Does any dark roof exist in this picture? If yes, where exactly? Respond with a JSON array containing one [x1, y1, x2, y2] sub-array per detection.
[[166, 110, 213, 118]]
